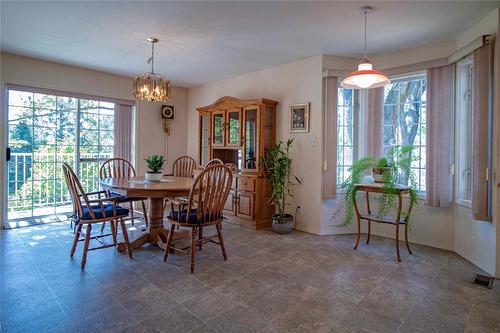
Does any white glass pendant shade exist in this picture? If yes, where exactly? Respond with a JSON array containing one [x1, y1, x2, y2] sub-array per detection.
[[340, 7, 390, 90], [341, 60, 390, 89]]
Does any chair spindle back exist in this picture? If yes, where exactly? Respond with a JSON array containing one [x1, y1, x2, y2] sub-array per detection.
[[62, 163, 95, 220], [100, 158, 136, 179], [172, 155, 197, 178], [185, 165, 233, 224], [205, 158, 224, 168]]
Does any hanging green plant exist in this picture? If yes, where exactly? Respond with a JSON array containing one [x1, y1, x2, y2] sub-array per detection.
[[337, 145, 418, 227]]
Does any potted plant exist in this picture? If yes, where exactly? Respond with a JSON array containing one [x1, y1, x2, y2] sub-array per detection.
[[338, 145, 418, 227], [372, 157, 392, 183], [144, 155, 165, 182], [262, 138, 301, 234]]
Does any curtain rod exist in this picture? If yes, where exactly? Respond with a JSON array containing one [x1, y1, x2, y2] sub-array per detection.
[[448, 34, 494, 64], [5, 83, 136, 107]]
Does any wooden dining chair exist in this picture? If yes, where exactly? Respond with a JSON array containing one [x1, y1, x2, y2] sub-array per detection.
[[62, 163, 132, 269], [99, 158, 148, 228], [169, 158, 224, 211], [205, 158, 223, 168], [170, 155, 197, 178], [165, 155, 197, 213], [163, 164, 233, 273]]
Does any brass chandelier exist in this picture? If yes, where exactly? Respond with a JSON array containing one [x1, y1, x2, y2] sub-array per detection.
[[133, 37, 171, 102]]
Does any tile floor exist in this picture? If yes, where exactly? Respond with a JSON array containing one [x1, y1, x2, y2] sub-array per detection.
[[1, 219, 499, 333]]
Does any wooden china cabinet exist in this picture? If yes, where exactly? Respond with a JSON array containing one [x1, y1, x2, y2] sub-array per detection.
[[197, 96, 278, 229]]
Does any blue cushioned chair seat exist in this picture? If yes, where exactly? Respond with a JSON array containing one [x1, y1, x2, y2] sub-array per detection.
[[82, 203, 129, 220], [169, 209, 218, 224]]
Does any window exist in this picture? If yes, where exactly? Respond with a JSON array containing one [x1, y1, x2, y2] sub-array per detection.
[[7, 89, 115, 221], [336, 87, 357, 185], [79, 100, 115, 192], [383, 74, 427, 192], [455, 57, 473, 205]]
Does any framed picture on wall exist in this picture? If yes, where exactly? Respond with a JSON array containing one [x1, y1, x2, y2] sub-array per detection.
[[289, 103, 310, 133]]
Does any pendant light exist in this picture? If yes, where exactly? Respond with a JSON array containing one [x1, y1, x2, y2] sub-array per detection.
[[133, 37, 171, 102], [341, 7, 390, 89]]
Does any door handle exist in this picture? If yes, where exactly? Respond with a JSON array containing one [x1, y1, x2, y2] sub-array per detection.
[[6, 148, 11, 161]]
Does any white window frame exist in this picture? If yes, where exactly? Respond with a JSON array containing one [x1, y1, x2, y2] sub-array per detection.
[[5, 87, 117, 221], [382, 71, 427, 194], [454, 56, 474, 208], [336, 86, 359, 188]]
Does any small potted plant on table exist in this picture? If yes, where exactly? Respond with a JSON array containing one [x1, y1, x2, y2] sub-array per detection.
[[338, 145, 418, 226], [262, 138, 301, 234], [145, 155, 165, 182]]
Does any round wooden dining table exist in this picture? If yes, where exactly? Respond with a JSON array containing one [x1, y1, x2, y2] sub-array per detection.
[[100, 176, 194, 251]]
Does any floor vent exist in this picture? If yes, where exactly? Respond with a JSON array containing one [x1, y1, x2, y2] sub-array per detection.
[[472, 274, 494, 289]]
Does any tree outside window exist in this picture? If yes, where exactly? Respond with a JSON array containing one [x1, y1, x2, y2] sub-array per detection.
[[383, 75, 427, 192]]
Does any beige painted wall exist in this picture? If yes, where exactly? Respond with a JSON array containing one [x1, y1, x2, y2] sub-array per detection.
[[0, 53, 188, 227], [371, 40, 456, 70], [187, 55, 324, 234], [135, 89, 188, 175], [456, 8, 498, 50]]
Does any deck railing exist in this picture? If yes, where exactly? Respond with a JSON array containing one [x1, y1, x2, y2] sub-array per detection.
[[8, 152, 105, 219]]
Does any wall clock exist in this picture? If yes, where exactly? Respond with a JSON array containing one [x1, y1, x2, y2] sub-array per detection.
[[161, 105, 174, 119]]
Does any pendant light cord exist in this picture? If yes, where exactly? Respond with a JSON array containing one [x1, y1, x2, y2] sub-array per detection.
[[363, 9, 367, 59], [150, 41, 155, 74]]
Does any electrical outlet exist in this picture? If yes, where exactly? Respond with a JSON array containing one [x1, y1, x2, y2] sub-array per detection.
[[296, 206, 302, 214]]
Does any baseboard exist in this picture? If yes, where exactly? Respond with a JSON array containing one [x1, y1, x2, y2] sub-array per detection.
[[454, 248, 497, 277]]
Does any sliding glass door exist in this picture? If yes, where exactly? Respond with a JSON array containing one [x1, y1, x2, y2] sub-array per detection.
[[6, 88, 115, 222]]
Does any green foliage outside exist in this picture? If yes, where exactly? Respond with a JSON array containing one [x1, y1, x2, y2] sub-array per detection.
[[8, 91, 114, 214]]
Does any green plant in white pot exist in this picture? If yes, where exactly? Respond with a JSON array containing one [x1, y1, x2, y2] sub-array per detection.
[[337, 145, 418, 227], [262, 138, 301, 234], [145, 155, 165, 182]]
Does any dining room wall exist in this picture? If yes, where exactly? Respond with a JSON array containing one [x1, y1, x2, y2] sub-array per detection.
[[0, 52, 188, 227], [187, 55, 325, 234]]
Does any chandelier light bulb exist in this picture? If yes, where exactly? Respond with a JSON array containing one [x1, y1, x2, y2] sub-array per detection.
[[133, 37, 171, 102]]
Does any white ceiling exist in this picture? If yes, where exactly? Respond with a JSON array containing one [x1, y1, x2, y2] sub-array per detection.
[[1, 1, 499, 87]]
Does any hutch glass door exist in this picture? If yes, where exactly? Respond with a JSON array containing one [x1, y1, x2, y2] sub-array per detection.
[[243, 107, 258, 171], [226, 108, 241, 147], [199, 114, 210, 165], [212, 111, 225, 147]]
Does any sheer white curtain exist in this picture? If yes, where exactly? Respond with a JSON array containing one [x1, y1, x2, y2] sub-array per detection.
[[425, 65, 455, 207], [365, 87, 384, 157], [114, 104, 133, 163], [425, 65, 454, 207]]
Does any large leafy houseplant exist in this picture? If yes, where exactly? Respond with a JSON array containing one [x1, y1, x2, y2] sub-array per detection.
[[339, 145, 418, 227], [262, 138, 301, 233]]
